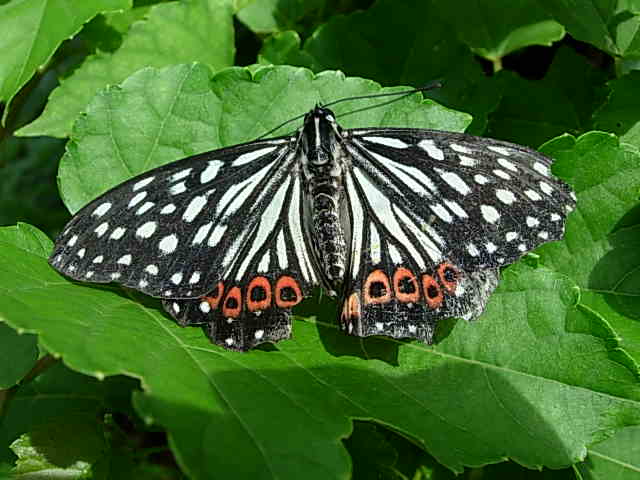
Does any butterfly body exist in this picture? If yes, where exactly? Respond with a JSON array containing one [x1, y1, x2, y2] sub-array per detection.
[[50, 103, 575, 351]]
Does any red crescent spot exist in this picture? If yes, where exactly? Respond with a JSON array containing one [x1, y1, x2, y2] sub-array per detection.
[[437, 262, 460, 294], [275, 276, 302, 308], [422, 274, 443, 309], [246, 276, 272, 312], [393, 267, 420, 303], [222, 286, 242, 318], [203, 281, 224, 310], [363, 269, 392, 304]]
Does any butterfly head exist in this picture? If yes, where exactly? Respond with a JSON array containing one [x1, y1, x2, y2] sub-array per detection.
[[299, 106, 342, 162]]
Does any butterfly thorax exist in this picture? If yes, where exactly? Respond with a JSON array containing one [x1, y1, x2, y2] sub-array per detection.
[[299, 107, 348, 295]]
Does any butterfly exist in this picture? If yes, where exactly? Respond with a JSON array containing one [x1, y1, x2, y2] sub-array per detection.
[[49, 98, 576, 351]]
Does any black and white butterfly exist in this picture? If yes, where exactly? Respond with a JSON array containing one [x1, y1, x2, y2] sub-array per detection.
[[49, 100, 575, 351]]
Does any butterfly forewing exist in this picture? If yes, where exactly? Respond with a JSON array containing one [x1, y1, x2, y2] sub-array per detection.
[[49, 137, 318, 299]]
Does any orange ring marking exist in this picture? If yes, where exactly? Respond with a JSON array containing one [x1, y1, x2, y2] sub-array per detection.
[[246, 276, 272, 312], [437, 262, 460, 294], [203, 281, 224, 310], [363, 269, 392, 304], [422, 274, 443, 309], [222, 286, 242, 318], [275, 276, 302, 308], [393, 267, 420, 303]]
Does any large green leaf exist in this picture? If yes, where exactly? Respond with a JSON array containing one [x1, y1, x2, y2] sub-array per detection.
[[1, 65, 640, 478], [58, 63, 469, 213], [0, 0, 131, 124], [16, 0, 234, 139], [539, 132, 640, 373], [487, 46, 608, 147], [436, 0, 564, 64], [536, 0, 640, 56]]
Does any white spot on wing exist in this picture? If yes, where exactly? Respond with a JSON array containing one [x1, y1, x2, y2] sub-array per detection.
[[418, 139, 444, 160], [363, 136, 408, 148], [443, 199, 468, 218], [193, 222, 213, 245], [207, 224, 227, 247], [93, 202, 112, 217], [436, 169, 471, 195], [467, 243, 479, 257], [189, 271, 201, 284], [171, 272, 183, 285], [474, 174, 489, 185], [488, 145, 512, 156], [199, 301, 211, 313], [533, 162, 549, 176], [133, 177, 155, 191], [496, 189, 516, 205], [145, 265, 158, 275], [128, 192, 146, 208], [430, 203, 453, 223], [497, 158, 518, 172], [201, 160, 223, 184], [276, 231, 288, 269], [258, 252, 270, 273], [493, 169, 511, 180], [110, 227, 126, 240], [170, 182, 187, 195], [539, 182, 553, 195], [159, 234, 179, 254], [160, 204, 176, 214], [459, 155, 477, 167], [388, 244, 402, 263], [525, 189, 542, 201], [450, 143, 470, 154], [232, 146, 277, 166], [77, 248, 85, 258], [95, 222, 109, 237], [67, 235, 78, 246], [117, 254, 132, 265], [136, 221, 157, 238], [136, 202, 154, 215], [92, 255, 103, 263], [526, 216, 540, 227], [183, 195, 207, 222], [171, 169, 192, 182]]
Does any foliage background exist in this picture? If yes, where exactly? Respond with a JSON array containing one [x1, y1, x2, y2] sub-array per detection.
[[1, 0, 640, 479]]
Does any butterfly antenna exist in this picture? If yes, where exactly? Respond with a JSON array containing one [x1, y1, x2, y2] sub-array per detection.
[[322, 80, 443, 109], [256, 112, 308, 139]]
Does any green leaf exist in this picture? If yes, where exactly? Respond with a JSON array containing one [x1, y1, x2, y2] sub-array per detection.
[[536, 0, 640, 56], [0, 136, 69, 238], [0, 361, 138, 466], [540, 132, 640, 373], [0, 322, 38, 389], [258, 31, 317, 70], [16, 0, 234, 139], [237, 0, 325, 34], [0, 0, 131, 125], [487, 46, 608, 147], [2, 65, 640, 477], [436, 0, 564, 64], [58, 63, 469, 213], [578, 426, 640, 479], [258, 0, 502, 134], [592, 71, 640, 149]]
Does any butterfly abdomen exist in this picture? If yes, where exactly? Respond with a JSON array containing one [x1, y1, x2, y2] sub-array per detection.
[[309, 177, 347, 292]]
